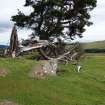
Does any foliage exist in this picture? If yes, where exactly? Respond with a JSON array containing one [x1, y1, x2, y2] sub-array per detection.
[[12, 0, 97, 40]]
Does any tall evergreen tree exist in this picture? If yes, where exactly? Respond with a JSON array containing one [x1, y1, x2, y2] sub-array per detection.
[[12, 0, 97, 40]]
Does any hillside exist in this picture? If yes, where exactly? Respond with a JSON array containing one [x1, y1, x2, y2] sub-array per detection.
[[0, 57, 105, 105], [0, 45, 9, 49], [83, 40, 105, 49]]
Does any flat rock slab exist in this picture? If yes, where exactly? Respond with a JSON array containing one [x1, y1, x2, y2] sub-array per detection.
[[0, 100, 18, 105]]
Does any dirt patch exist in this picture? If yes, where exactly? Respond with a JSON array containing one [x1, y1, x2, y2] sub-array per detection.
[[0, 68, 9, 77], [0, 100, 18, 105]]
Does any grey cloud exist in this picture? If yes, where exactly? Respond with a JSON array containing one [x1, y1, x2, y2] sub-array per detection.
[[0, 22, 11, 32]]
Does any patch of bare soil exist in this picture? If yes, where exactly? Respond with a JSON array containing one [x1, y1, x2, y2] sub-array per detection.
[[0, 68, 9, 77], [0, 100, 18, 105]]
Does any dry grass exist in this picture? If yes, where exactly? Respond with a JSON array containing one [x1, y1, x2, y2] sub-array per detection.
[[0, 100, 18, 105]]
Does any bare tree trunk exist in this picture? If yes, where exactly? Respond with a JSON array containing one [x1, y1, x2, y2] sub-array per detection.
[[9, 25, 18, 58]]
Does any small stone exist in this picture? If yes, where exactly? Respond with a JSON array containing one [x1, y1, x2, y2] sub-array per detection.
[[0, 68, 8, 77]]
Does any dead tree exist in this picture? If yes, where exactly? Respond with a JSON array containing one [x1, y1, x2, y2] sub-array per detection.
[[9, 25, 19, 58]]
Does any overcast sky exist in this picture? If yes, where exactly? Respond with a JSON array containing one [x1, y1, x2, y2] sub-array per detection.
[[0, 0, 105, 44]]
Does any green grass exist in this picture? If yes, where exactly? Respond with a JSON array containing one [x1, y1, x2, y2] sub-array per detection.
[[0, 56, 105, 105]]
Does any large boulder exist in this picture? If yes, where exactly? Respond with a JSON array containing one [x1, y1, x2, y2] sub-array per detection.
[[29, 59, 58, 79]]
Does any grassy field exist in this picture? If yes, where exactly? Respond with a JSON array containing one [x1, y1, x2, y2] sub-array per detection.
[[0, 56, 105, 105], [83, 40, 105, 49]]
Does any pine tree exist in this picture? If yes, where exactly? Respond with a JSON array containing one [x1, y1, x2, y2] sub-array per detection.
[[12, 0, 97, 40]]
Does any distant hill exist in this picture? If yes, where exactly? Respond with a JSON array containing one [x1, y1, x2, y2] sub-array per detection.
[[0, 41, 105, 49], [0, 45, 9, 49], [83, 41, 105, 49]]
